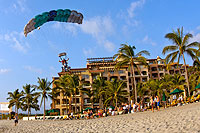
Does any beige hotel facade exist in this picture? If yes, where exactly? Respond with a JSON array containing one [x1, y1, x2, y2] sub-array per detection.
[[52, 56, 189, 115]]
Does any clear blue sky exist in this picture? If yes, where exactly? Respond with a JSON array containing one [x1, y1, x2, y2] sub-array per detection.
[[0, 0, 200, 112]]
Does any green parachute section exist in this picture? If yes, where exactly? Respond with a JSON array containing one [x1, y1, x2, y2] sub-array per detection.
[[24, 9, 83, 37]]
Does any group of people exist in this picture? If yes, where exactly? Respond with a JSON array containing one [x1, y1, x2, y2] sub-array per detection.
[[150, 96, 160, 112]]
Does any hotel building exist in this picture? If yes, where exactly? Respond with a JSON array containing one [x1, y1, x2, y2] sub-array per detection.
[[52, 56, 189, 115]]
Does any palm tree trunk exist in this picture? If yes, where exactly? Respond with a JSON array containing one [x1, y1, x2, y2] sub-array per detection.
[[43, 96, 45, 120], [182, 54, 190, 96], [28, 105, 30, 120], [115, 98, 118, 108], [75, 89, 77, 113], [15, 105, 17, 113], [131, 61, 137, 103], [100, 95, 103, 109], [66, 97, 68, 115], [69, 96, 72, 113]]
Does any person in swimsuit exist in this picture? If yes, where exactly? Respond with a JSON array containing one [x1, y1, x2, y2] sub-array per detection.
[[156, 96, 160, 111], [14, 113, 18, 126]]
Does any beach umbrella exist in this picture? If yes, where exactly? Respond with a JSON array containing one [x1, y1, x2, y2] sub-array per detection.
[[195, 83, 200, 89], [106, 105, 115, 110], [169, 88, 184, 95], [83, 107, 93, 111], [48, 109, 59, 113]]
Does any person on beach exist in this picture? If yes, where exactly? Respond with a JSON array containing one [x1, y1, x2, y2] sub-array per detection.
[[156, 96, 160, 111], [150, 97, 154, 112], [70, 112, 74, 120], [14, 113, 18, 126], [90, 110, 93, 119], [35, 114, 37, 120], [154, 96, 157, 109], [129, 103, 132, 113], [133, 103, 136, 113]]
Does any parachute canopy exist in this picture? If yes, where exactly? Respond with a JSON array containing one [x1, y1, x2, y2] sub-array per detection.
[[24, 9, 83, 37]]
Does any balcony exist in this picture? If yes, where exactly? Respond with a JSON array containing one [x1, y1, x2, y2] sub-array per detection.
[[120, 76, 126, 81], [142, 71, 147, 76], [83, 85, 91, 88], [151, 67, 157, 71], [152, 73, 158, 78]]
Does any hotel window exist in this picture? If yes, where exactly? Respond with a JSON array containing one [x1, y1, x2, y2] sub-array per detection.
[[134, 71, 139, 75], [149, 61, 154, 64], [120, 76, 126, 80], [118, 70, 124, 74], [151, 67, 157, 71], [110, 71, 114, 74], [142, 78, 147, 82], [142, 71, 147, 75], [82, 74, 89, 79], [56, 100, 60, 105], [84, 98, 90, 104], [76, 98, 80, 103]]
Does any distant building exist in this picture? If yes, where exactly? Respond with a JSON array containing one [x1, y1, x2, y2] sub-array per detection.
[[52, 56, 189, 115]]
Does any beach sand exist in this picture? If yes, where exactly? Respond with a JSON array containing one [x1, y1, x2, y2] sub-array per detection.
[[0, 102, 200, 133]]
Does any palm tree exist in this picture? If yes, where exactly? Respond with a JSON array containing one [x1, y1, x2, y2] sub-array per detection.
[[137, 82, 148, 103], [7, 89, 23, 114], [80, 88, 94, 108], [104, 79, 128, 108], [35, 78, 52, 119], [92, 75, 106, 109], [159, 74, 174, 97], [65, 74, 80, 113], [162, 27, 200, 96], [114, 44, 150, 103], [171, 74, 186, 98], [21, 84, 39, 120], [53, 75, 71, 114]]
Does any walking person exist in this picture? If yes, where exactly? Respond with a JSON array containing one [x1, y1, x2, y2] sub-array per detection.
[[150, 97, 154, 112], [156, 96, 160, 111], [154, 96, 157, 110], [14, 113, 19, 126]]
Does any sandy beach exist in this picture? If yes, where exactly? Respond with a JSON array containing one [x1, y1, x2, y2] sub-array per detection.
[[0, 102, 200, 133]]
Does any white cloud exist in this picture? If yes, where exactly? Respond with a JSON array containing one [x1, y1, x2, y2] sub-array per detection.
[[80, 16, 115, 52], [12, 0, 27, 12], [196, 26, 200, 31], [0, 31, 30, 53], [52, 16, 116, 52], [24, 66, 42, 74], [142, 35, 157, 46], [52, 22, 77, 35], [127, 0, 146, 18], [189, 26, 200, 43], [104, 41, 115, 52], [0, 69, 11, 74], [83, 48, 94, 56], [189, 33, 200, 43]]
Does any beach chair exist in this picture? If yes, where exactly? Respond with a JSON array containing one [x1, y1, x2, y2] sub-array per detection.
[[186, 97, 190, 104], [190, 96, 195, 103], [195, 94, 200, 101], [171, 100, 177, 106]]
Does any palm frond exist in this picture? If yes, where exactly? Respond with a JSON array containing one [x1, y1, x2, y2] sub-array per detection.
[[136, 50, 150, 56], [162, 45, 178, 55]]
